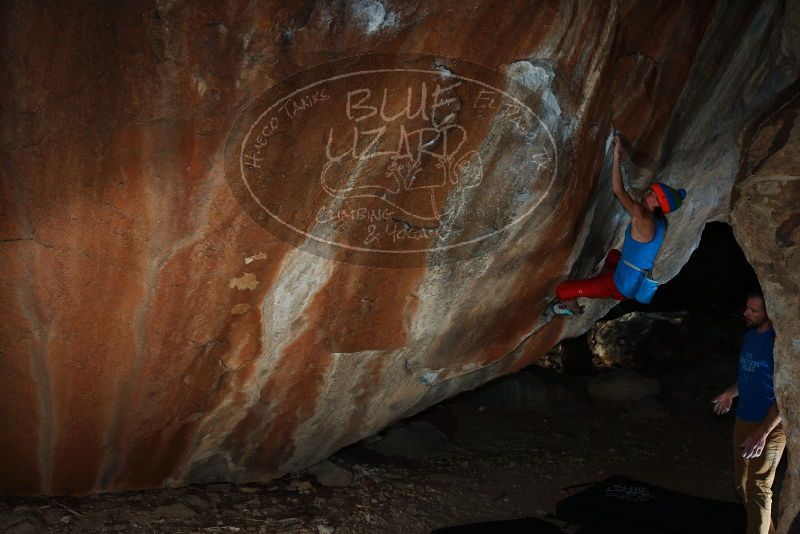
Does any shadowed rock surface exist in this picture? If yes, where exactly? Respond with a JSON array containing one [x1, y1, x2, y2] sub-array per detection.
[[1, 0, 798, 529], [731, 81, 800, 530]]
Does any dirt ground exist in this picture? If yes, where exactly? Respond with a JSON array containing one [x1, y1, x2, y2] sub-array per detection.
[[0, 373, 784, 534]]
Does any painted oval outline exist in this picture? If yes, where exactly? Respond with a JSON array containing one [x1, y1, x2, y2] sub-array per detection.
[[238, 65, 559, 254]]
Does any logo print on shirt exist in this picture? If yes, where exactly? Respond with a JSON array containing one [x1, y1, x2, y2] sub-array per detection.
[[740, 352, 757, 373]]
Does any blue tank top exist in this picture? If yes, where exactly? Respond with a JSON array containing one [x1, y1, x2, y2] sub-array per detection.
[[613, 217, 667, 298]]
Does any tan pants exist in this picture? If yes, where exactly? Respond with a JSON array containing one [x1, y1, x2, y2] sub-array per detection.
[[733, 417, 786, 534]]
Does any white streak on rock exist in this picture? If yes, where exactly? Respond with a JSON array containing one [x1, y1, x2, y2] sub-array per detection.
[[351, 0, 396, 35], [175, 249, 335, 482]]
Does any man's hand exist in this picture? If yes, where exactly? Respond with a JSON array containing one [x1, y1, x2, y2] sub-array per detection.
[[711, 392, 734, 415], [613, 133, 622, 157], [740, 432, 767, 459]]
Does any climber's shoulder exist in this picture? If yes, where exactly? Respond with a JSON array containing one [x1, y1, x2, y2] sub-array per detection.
[[626, 201, 647, 219], [630, 209, 657, 240]]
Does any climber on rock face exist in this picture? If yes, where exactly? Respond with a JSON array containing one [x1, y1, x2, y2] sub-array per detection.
[[550, 133, 687, 317]]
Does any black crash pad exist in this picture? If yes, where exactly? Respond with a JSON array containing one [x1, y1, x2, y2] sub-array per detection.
[[430, 516, 565, 533], [556, 475, 745, 534]]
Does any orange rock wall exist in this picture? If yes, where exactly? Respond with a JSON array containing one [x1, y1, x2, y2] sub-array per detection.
[[1, 5, 798, 530]]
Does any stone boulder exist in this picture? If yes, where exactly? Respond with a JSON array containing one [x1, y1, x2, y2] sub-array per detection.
[[626, 396, 670, 419], [461, 371, 590, 412], [585, 370, 660, 405], [0, 507, 47, 534], [0, 2, 799, 529], [731, 79, 800, 530], [364, 421, 457, 460], [307, 460, 354, 488], [588, 311, 692, 368]]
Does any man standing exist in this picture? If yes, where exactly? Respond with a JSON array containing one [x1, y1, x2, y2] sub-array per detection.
[[712, 290, 786, 534]]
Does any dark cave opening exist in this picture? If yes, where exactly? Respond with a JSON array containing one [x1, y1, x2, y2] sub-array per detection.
[[547, 221, 762, 376], [618, 220, 760, 316]]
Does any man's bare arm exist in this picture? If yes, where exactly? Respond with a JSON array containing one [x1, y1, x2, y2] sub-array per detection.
[[755, 402, 781, 439], [741, 401, 781, 459]]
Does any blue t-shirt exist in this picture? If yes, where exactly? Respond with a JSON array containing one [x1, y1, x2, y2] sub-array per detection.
[[736, 327, 776, 422]]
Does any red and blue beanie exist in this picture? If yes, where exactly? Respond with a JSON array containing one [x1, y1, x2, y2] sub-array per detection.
[[650, 182, 687, 214]]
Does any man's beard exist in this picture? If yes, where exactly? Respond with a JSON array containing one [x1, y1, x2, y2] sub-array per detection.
[[746, 316, 768, 328]]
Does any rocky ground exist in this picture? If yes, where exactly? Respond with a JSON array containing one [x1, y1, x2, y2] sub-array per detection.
[[1, 336, 784, 534]]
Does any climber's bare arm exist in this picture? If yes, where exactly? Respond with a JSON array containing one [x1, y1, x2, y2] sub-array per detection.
[[611, 134, 655, 241], [611, 134, 642, 216]]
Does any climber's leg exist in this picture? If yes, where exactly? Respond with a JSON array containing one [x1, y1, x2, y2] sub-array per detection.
[[553, 250, 627, 316]]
